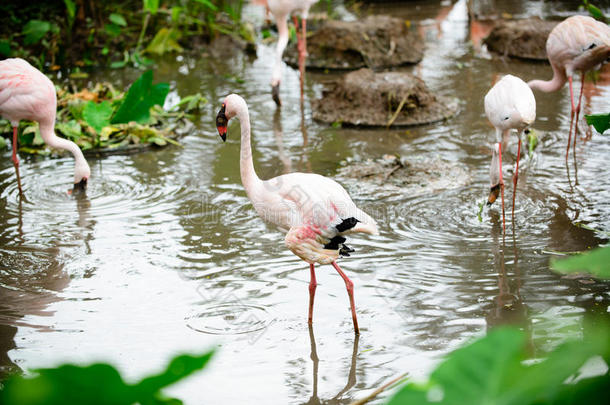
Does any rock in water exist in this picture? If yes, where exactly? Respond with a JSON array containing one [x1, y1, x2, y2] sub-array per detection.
[[285, 15, 424, 70], [313, 68, 458, 127], [483, 18, 558, 60]]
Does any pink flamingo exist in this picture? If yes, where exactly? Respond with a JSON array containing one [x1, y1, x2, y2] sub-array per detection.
[[252, 0, 318, 106], [485, 74, 536, 232], [0, 58, 90, 195], [216, 94, 378, 334], [527, 15, 610, 160]]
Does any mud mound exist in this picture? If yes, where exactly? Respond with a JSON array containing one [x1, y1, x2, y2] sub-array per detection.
[[285, 15, 424, 70], [312, 68, 458, 127], [483, 18, 558, 60], [337, 154, 470, 198]]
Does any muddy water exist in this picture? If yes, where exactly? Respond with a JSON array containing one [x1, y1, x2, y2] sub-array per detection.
[[1, 0, 609, 403]]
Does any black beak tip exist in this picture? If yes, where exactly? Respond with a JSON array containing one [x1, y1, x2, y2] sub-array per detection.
[[72, 178, 88, 194], [220, 133, 227, 142]]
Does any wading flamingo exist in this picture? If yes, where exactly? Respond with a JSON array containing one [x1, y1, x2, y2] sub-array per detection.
[[527, 15, 610, 159], [216, 94, 378, 334], [485, 74, 536, 232], [0, 58, 90, 196], [252, 0, 318, 106]]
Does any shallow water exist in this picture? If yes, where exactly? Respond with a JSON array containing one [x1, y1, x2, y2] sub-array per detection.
[[1, 0, 610, 403]]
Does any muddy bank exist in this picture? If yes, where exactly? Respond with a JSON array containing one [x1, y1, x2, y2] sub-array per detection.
[[483, 18, 558, 60], [285, 15, 424, 70], [337, 154, 470, 197], [312, 68, 458, 127]]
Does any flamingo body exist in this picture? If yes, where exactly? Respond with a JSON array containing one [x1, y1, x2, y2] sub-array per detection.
[[528, 15, 610, 158], [484, 74, 536, 231], [216, 94, 376, 333], [0, 58, 90, 192]]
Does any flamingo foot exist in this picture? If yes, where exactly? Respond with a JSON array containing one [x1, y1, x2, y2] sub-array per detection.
[[308, 263, 317, 325], [331, 261, 359, 335]]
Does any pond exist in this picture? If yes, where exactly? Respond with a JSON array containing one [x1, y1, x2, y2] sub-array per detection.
[[1, 0, 609, 403]]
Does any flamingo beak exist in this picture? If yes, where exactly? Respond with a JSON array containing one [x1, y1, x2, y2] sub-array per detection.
[[487, 184, 500, 206], [216, 104, 228, 142], [72, 178, 88, 195]]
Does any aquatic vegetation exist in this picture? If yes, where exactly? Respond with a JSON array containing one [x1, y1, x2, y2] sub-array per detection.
[[0, 70, 206, 154], [0, 350, 215, 405], [585, 113, 610, 135]]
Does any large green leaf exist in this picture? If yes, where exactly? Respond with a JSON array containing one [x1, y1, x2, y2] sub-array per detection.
[[551, 245, 610, 279], [83, 100, 113, 134], [23, 20, 51, 45], [386, 326, 610, 405], [110, 71, 169, 125], [145, 28, 183, 55], [0, 350, 215, 405], [585, 113, 610, 135]]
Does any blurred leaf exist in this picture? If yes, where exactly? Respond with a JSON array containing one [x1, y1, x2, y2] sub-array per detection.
[[143, 0, 160, 14], [145, 28, 183, 55], [18, 128, 35, 146], [64, 0, 76, 26], [585, 113, 610, 134], [527, 129, 538, 157], [551, 245, 610, 279], [109, 13, 127, 27], [83, 101, 113, 134], [111, 71, 169, 125], [23, 20, 51, 45], [387, 326, 610, 405], [171, 7, 183, 22], [104, 23, 122, 38], [0, 136, 7, 149], [193, 0, 218, 11], [0, 39, 11, 57], [56, 120, 82, 141]]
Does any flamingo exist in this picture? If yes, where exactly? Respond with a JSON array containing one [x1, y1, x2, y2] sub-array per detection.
[[252, 0, 318, 106], [215, 94, 378, 334], [0, 58, 90, 196], [527, 15, 610, 160], [484, 74, 536, 232]]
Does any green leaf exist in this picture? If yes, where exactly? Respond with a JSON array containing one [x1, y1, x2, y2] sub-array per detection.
[[143, 0, 160, 14], [193, 0, 218, 11], [23, 20, 51, 45], [0, 136, 7, 150], [64, 0, 76, 26], [133, 351, 214, 398], [551, 245, 610, 279], [109, 13, 127, 27], [104, 23, 122, 38], [0, 39, 11, 57], [111, 70, 169, 125], [83, 101, 113, 134], [527, 129, 538, 157], [585, 113, 610, 134], [145, 28, 183, 55], [56, 120, 82, 141]]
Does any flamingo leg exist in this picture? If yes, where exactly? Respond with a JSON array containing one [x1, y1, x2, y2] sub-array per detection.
[[331, 261, 359, 335], [308, 263, 317, 325], [573, 73, 585, 149], [498, 142, 505, 233], [11, 126, 24, 197], [566, 76, 575, 161], [512, 136, 522, 221], [292, 15, 305, 100]]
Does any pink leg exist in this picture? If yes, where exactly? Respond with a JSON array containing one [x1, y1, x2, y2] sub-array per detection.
[[511, 137, 522, 221], [566, 76, 575, 161], [11, 126, 23, 197], [331, 261, 359, 335], [498, 142, 505, 233], [573, 73, 585, 150], [308, 263, 317, 324], [293, 15, 306, 101]]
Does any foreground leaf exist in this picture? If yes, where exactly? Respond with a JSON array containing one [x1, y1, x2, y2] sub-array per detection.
[[585, 113, 610, 134], [111, 70, 169, 125], [83, 101, 113, 134], [551, 245, 610, 279]]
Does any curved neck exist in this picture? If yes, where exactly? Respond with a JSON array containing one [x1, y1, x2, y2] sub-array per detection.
[[236, 107, 261, 193], [39, 121, 87, 176], [272, 15, 289, 85], [528, 63, 567, 93]]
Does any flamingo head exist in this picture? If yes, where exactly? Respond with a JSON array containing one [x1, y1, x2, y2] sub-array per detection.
[[216, 102, 228, 142], [73, 160, 91, 194]]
